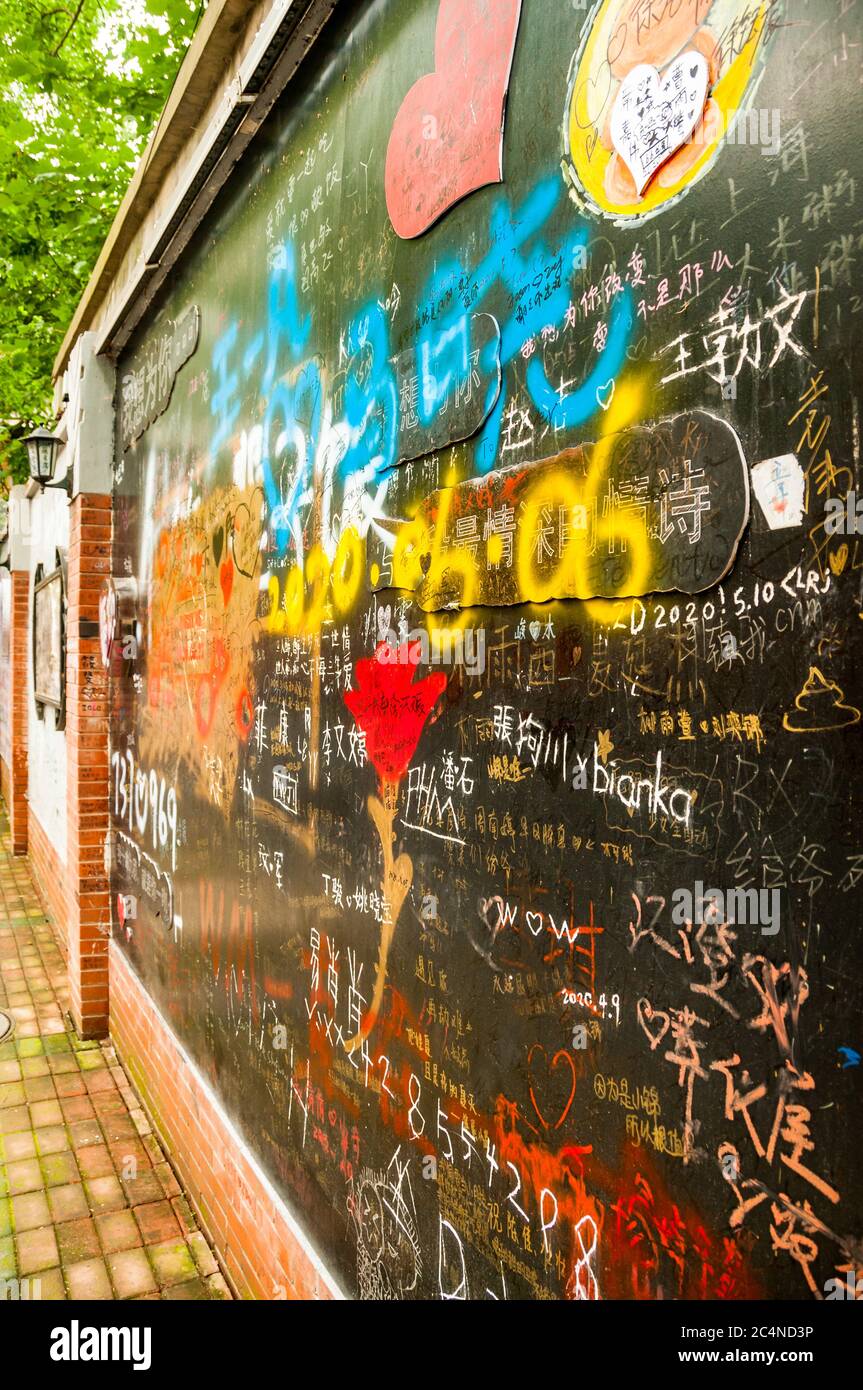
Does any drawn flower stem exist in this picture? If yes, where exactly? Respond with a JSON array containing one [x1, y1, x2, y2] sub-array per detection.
[[345, 777, 413, 1053]]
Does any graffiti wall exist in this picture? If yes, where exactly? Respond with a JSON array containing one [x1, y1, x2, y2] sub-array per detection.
[[108, 0, 863, 1300]]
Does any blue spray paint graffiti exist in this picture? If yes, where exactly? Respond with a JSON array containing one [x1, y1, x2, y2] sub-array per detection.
[[208, 172, 634, 557]]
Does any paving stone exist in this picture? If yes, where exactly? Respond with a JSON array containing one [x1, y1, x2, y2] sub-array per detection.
[[33, 1265, 67, 1300], [29, 1099, 64, 1128], [2, 1129, 37, 1161], [84, 1175, 127, 1214], [0, 1234, 17, 1278], [163, 1277, 208, 1299], [142, 1133, 164, 1164], [0, 1105, 30, 1135], [65, 1256, 113, 1300], [20, 1057, 51, 1078], [129, 1108, 152, 1137], [77, 1051, 107, 1072], [122, 1170, 165, 1206], [75, 1144, 115, 1180], [0, 1081, 26, 1107], [84, 1068, 116, 1094], [46, 1054, 78, 1073], [53, 1072, 87, 1098], [171, 1195, 197, 1233], [188, 1230, 219, 1278], [69, 1119, 103, 1148], [206, 1271, 232, 1299], [23, 1075, 56, 1103], [34, 1124, 70, 1155], [95, 1208, 142, 1255], [40, 1152, 80, 1188], [92, 1092, 127, 1118], [134, 1199, 181, 1245], [154, 1162, 182, 1198], [6, 1158, 43, 1194], [17, 1224, 59, 1274], [108, 1246, 158, 1298], [56, 1216, 101, 1266], [148, 1238, 198, 1287], [47, 1183, 89, 1224], [100, 1112, 137, 1142], [60, 1095, 95, 1124], [12, 1189, 51, 1232]]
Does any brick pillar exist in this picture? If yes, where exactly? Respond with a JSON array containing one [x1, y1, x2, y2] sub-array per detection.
[[66, 493, 112, 1038], [6, 569, 30, 853]]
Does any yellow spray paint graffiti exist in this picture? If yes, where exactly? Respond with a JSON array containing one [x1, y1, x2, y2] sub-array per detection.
[[265, 526, 366, 635], [376, 392, 750, 614]]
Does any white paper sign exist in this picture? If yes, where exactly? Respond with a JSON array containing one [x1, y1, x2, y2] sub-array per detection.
[[610, 51, 709, 195], [751, 454, 805, 530]]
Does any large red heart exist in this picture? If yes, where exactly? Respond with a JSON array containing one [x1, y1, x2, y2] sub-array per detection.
[[385, 0, 523, 240]]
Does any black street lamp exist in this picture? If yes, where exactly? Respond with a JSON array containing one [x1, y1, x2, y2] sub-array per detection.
[[23, 427, 70, 494]]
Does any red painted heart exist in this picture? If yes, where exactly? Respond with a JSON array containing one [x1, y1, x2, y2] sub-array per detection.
[[527, 1044, 577, 1131], [385, 0, 523, 239]]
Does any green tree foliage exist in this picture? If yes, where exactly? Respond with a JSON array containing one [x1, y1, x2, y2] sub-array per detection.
[[0, 0, 204, 485]]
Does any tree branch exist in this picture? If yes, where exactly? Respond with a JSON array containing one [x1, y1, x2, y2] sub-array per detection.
[[51, 0, 86, 56]]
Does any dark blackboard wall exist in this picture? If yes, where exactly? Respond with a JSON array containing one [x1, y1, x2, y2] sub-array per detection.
[[110, 0, 863, 1299]]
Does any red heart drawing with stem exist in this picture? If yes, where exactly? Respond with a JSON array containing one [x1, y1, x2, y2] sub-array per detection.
[[385, 0, 523, 239], [527, 1044, 577, 1131]]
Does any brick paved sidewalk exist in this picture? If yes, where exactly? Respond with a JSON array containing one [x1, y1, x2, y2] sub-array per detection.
[[0, 807, 232, 1301]]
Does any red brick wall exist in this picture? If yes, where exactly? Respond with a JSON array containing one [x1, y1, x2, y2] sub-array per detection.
[[109, 942, 341, 1301], [28, 808, 69, 951], [65, 493, 112, 1038], [4, 570, 30, 854], [0, 568, 11, 776]]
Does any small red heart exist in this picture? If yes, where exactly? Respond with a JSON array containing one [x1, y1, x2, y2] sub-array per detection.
[[385, 0, 523, 239], [527, 1044, 577, 1131], [220, 559, 233, 607]]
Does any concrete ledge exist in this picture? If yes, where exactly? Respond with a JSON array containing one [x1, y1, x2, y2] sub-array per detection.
[[109, 939, 345, 1300]]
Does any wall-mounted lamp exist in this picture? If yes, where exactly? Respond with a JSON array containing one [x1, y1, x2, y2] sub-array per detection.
[[22, 427, 70, 495]]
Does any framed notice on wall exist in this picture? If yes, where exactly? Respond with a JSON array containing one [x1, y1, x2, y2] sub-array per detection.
[[33, 551, 66, 725]]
